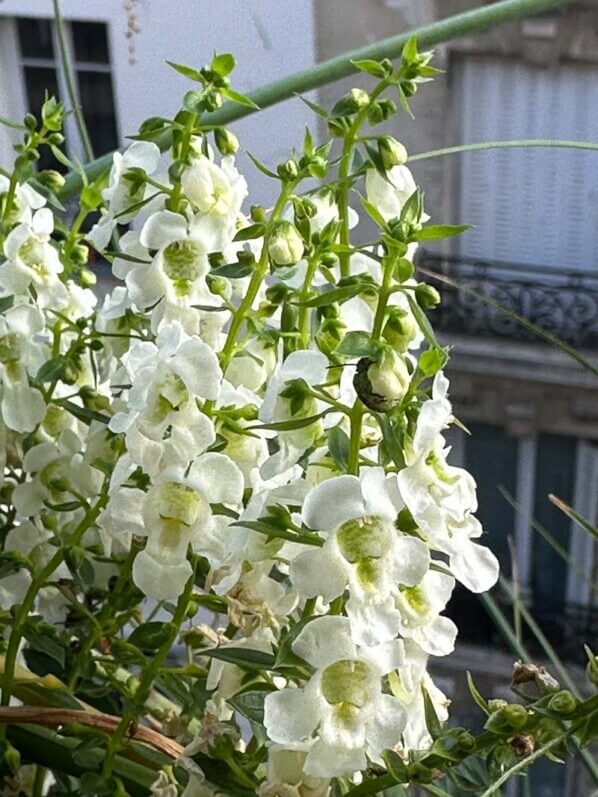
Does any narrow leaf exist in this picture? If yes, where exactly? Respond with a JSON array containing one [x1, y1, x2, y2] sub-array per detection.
[[221, 87, 260, 110], [167, 61, 202, 81]]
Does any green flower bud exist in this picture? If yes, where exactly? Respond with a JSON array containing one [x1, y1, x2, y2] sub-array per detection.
[[214, 127, 239, 155], [547, 690, 578, 715], [206, 274, 228, 296], [250, 205, 267, 223], [268, 221, 304, 266], [37, 169, 66, 192], [457, 730, 476, 753], [536, 718, 562, 746], [328, 117, 351, 137], [383, 307, 418, 353], [378, 136, 408, 170], [415, 283, 441, 309], [47, 132, 64, 146], [320, 252, 338, 268], [24, 113, 37, 131], [265, 283, 289, 305], [353, 349, 410, 413], [79, 267, 97, 288], [488, 699, 508, 713], [485, 704, 528, 734], [277, 159, 300, 182], [348, 87, 370, 110], [71, 243, 90, 266]]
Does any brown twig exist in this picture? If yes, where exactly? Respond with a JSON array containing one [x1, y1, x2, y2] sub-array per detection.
[[0, 706, 184, 759]]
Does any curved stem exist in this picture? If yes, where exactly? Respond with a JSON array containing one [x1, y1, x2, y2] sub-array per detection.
[[52, 0, 94, 163], [298, 254, 320, 348], [57, 0, 575, 201], [409, 138, 598, 162]]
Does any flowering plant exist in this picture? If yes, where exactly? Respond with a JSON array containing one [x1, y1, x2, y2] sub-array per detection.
[[0, 40, 596, 797]]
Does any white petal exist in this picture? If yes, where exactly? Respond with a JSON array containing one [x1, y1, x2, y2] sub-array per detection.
[[360, 639, 404, 676], [366, 694, 407, 761], [361, 468, 399, 520], [188, 452, 244, 505], [411, 615, 458, 657], [304, 740, 366, 778], [280, 349, 329, 387], [123, 140, 160, 173], [170, 337, 222, 400], [392, 536, 430, 587], [346, 596, 401, 647], [302, 475, 364, 532], [292, 615, 355, 669], [132, 549, 192, 600], [450, 541, 499, 593], [290, 545, 347, 603], [12, 480, 47, 518], [1, 379, 45, 433], [32, 207, 53, 237], [264, 688, 318, 744], [140, 210, 188, 250]]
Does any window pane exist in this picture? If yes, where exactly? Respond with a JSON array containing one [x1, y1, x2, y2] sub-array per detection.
[[17, 17, 55, 60], [22, 66, 66, 171], [532, 434, 577, 616], [76, 71, 119, 155], [71, 21, 110, 64]]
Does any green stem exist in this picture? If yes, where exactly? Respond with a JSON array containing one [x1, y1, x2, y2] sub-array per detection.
[[298, 254, 320, 348], [52, 0, 94, 162], [217, 182, 295, 372], [57, 0, 576, 201], [338, 79, 391, 279], [31, 765, 46, 797], [101, 565, 196, 780], [169, 111, 197, 212], [0, 491, 108, 721], [409, 138, 598, 162]]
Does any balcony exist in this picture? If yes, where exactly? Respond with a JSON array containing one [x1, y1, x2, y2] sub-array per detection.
[[419, 254, 598, 349]]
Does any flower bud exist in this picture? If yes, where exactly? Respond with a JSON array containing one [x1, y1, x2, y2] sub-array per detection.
[[71, 243, 90, 266], [206, 274, 228, 297], [268, 221, 304, 266], [383, 307, 418, 353], [24, 113, 37, 131], [348, 88, 370, 110], [79, 267, 97, 288], [277, 159, 300, 182], [47, 132, 64, 146], [37, 169, 66, 192], [415, 283, 441, 309], [547, 690, 577, 715], [214, 127, 239, 155], [250, 205, 267, 223], [353, 349, 410, 413], [378, 136, 408, 169], [265, 283, 289, 305], [485, 704, 528, 734]]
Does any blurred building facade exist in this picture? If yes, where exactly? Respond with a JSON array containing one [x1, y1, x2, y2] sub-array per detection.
[[0, 2, 596, 795]]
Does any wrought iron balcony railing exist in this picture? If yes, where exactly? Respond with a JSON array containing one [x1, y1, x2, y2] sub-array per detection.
[[419, 253, 598, 348]]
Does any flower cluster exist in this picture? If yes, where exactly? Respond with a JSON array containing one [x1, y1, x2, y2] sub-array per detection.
[[0, 46, 499, 795]]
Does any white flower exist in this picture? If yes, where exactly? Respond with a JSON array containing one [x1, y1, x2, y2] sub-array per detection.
[[264, 615, 407, 777], [129, 454, 244, 600], [87, 141, 161, 250], [259, 350, 329, 478], [290, 469, 429, 646], [365, 165, 426, 224], [397, 373, 499, 592], [0, 174, 46, 227], [394, 570, 457, 656], [109, 322, 221, 475], [260, 745, 331, 797], [181, 154, 247, 252], [0, 208, 67, 307]]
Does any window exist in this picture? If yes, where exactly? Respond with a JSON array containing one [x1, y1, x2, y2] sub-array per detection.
[[15, 17, 119, 167]]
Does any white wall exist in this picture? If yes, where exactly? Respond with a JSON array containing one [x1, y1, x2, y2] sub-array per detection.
[[0, 0, 317, 204]]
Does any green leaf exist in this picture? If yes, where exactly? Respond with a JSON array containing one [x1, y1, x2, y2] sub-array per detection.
[[402, 36, 418, 64], [417, 223, 471, 241], [405, 293, 438, 347], [418, 346, 448, 377], [211, 52, 235, 77], [233, 222, 265, 242], [53, 399, 110, 426], [197, 645, 276, 670], [422, 686, 442, 740], [228, 683, 275, 723], [360, 196, 389, 229], [211, 261, 254, 279], [297, 281, 377, 309], [128, 622, 175, 652], [396, 84, 414, 119], [22, 621, 66, 668], [0, 114, 26, 130], [167, 61, 203, 81], [251, 412, 326, 432], [467, 671, 490, 715], [50, 145, 74, 170], [233, 519, 323, 548], [221, 87, 260, 110], [421, 785, 453, 797], [352, 59, 388, 78], [383, 749, 409, 782], [294, 93, 329, 119], [328, 426, 350, 470], [36, 357, 64, 383], [246, 151, 279, 179], [377, 414, 405, 470], [336, 330, 380, 358]]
